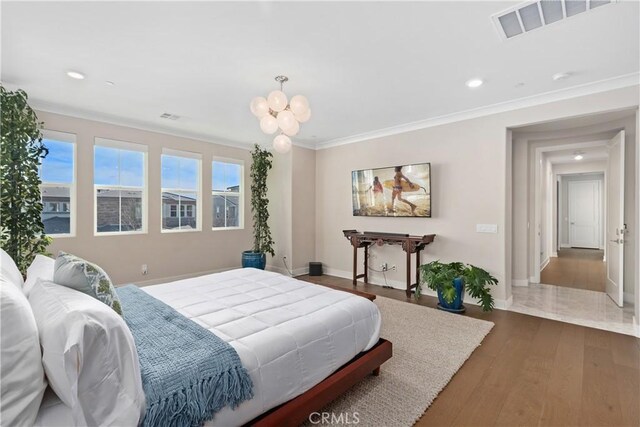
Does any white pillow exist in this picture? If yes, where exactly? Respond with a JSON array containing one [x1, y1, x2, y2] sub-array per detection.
[[1, 248, 24, 289], [28, 279, 145, 426], [24, 254, 55, 296], [0, 278, 47, 425]]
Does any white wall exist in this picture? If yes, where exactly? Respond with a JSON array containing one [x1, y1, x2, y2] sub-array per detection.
[[315, 85, 639, 308]]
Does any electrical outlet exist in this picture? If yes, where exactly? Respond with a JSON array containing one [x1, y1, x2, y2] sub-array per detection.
[[141, 264, 148, 275], [381, 263, 388, 271]]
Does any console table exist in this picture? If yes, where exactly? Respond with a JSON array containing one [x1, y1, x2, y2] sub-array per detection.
[[343, 230, 436, 297]]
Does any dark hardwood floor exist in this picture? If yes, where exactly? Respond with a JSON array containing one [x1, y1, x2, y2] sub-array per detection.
[[298, 274, 640, 427], [540, 248, 606, 292]]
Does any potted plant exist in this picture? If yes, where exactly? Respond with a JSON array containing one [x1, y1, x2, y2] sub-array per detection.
[[242, 144, 275, 269], [417, 261, 498, 312], [0, 86, 51, 273]]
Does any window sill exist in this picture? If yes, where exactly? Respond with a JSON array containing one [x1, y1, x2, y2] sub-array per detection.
[[212, 226, 244, 231], [47, 233, 75, 239], [161, 228, 202, 234], [94, 230, 147, 237]]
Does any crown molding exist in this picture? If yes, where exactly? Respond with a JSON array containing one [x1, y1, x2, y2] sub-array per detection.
[[315, 72, 640, 150]]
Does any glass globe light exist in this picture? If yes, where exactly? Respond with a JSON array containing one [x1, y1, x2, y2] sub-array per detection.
[[294, 108, 311, 123], [277, 110, 296, 131], [267, 90, 288, 112], [273, 134, 292, 153], [289, 95, 309, 116], [250, 97, 269, 118], [260, 114, 278, 134], [282, 119, 299, 137]]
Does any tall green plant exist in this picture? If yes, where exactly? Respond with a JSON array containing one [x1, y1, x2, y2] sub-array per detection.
[[0, 86, 50, 273], [249, 144, 275, 256]]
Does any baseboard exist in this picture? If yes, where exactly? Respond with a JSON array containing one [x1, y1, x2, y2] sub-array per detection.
[[495, 295, 513, 310], [512, 279, 529, 287], [131, 265, 241, 287], [292, 266, 309, 277], [551, 252, 558, 258], [324, 267, 511, 311], [560, 243, 571, 248], [540, 257, 550, 271], [529, 276, 540, 284]]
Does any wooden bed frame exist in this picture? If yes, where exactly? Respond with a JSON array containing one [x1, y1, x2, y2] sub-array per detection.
[[246, 285, 392, 427], [247, 338, 393, 427]]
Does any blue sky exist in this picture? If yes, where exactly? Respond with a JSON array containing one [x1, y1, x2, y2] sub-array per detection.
[[162, 155, 197, 189], [212, 161, 241, 192], [41, 140, 241, 191], [40, 139, 73, 183], [94, 146, 144, 186]]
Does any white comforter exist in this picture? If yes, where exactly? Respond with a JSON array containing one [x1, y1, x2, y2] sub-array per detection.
[[145, 268, 380, 426], [35, 268, 381, 426]]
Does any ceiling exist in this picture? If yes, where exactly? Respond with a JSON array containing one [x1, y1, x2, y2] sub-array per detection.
[[2, 1, 639, 149], [544, 144, 609, 164]]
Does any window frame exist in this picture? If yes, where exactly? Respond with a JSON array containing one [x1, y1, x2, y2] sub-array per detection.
[[39, 130, 77, 238], [160, 149, 202, 233], [93, 138, 148, 236], [211, 157, 244, 231]]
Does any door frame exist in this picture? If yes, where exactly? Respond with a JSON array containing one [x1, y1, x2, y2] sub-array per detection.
[[531, 140, 609, 284], [567, 177, 603, 249]]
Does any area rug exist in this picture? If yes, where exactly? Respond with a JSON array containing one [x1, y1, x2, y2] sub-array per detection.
[[305, 296, 494, 426]]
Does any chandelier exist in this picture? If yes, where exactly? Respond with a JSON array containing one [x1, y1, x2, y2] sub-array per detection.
[[250, 76, 311, 154]]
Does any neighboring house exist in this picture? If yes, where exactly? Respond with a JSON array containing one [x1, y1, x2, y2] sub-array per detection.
[[41, 186, 71, 234], [161, 192, 197, 229], [213, 185, 240, 228], [96, 189, 143, 232]]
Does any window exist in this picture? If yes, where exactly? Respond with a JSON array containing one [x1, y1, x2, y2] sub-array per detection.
[[39, 131, 76, 236], [94, 139, 147, 235], [212, 160, 243, 229], [161, 150, 201, 231]]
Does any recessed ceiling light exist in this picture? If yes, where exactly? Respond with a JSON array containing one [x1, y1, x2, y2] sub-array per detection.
[[66, 70, 85, 80], [552, 72, 571, 81], [466, 78, 484, 88], [574, 154, 584, 161]]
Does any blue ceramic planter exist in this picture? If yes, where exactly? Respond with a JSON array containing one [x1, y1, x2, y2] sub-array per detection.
[[437, 277, 465, 313], [242, 251, 266, 270]]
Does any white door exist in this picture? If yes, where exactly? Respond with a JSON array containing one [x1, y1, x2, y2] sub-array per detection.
[[606, 130, 625, 307], [568, 180, 600, 249]]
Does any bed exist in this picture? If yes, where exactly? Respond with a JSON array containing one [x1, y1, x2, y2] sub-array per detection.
[[30, 267, 391, 426]]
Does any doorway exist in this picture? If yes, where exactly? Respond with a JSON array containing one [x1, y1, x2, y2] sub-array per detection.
[[509, 110, 638, 337]]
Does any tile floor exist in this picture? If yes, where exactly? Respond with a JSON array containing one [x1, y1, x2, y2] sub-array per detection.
[[510, 283, 638, 337]]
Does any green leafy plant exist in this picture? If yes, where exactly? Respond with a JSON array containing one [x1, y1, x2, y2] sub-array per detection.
[[418, 260, 498, 311], [249, 144, 275, 256], [1, 86, 51, 273]]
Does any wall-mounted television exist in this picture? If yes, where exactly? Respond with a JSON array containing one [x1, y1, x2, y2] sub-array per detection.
[[351, 163, 431, 217]]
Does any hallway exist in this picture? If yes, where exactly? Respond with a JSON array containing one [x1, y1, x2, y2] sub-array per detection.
[[541, 248, 605, 292]]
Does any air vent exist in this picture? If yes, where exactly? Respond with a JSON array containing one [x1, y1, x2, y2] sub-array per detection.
[[160, 113, 180, 120], [492, 0, 616, 40]]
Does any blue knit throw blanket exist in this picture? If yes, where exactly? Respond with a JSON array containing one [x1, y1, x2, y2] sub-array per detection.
[[117, 285, 253, 427]]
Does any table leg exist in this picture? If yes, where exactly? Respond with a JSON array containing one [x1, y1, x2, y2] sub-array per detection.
[[352, 245, 357, 287], [415, 249, 421, 289], [364, 245, 369, 284], [406, 249, 411, 297]]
